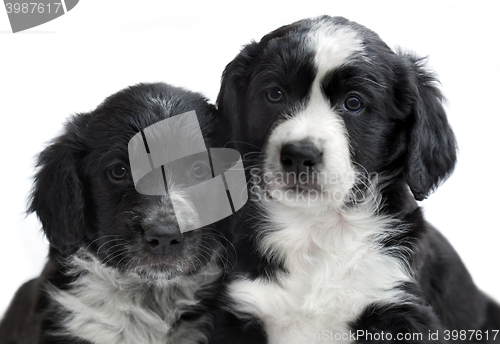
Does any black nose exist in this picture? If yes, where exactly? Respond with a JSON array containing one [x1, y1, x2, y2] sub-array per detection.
[[144, 223, 183, 255], [280, 142, 321, 174]]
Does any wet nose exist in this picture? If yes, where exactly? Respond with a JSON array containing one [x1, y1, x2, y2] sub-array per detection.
[[144, 223, 183, 255], [280, 142, 321, 174]]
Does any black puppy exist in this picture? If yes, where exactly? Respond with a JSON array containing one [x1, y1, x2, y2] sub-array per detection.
[[211, 16, 500, 343], [0, 83, 233, 344]]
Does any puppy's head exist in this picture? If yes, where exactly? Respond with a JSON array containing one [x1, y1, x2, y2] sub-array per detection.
[[218, 16, 456, 209], [29, 83, 229, 281]]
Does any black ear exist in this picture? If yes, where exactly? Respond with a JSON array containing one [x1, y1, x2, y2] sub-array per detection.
[[28, 118, 87, 256], [217, 41, 260, 147], [401, 54, 457, 201]]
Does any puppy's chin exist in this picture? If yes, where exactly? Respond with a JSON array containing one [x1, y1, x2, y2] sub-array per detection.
[[125, 253, 201, 283], [262, 172, 354, 210], [131, 265, 188, 282], [266, 185, 347, 209]]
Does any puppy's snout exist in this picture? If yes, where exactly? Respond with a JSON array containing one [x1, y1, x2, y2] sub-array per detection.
[[144, 223, 183, 255], [280, 142, 321, 174]]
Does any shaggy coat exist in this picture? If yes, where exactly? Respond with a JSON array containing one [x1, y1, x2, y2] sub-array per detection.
[[210, 16, 500, 344]]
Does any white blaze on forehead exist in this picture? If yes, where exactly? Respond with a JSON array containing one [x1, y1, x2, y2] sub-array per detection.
[[308, 22, 364, 82]]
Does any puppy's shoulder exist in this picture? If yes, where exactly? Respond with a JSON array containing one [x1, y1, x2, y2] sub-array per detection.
[[0, 259, 71, 344], [0, 276, 45, 343]]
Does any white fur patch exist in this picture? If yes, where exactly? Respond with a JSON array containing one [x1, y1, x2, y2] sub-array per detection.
[[308, 20, 365, 82], [48, 251, 220, 344], [229, 196, 412, 344]]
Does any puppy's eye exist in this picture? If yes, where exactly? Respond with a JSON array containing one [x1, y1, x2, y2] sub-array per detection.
[[344, 96, 363, 113], [109, 164, 129, 181], [191, 162, 211, 181], [266, 89, 285, 103]]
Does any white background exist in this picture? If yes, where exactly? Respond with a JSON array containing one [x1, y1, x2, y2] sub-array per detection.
[[1, 1, 499, 315]]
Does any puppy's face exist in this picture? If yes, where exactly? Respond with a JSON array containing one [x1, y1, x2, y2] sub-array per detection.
[[219, 16, 456, 209], [30, 84, 227, 281]]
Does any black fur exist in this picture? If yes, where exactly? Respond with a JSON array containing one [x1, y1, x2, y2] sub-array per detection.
[[210, 16, 500, 343], [0, 83, 233, 344]]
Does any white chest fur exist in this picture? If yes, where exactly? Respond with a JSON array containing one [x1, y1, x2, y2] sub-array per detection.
[[229, 201, 411, 344], [49, 253, 220, 344]]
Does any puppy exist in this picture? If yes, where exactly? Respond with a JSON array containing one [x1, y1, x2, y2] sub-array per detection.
[[211, 16, 500, 343], [0, 83, 234, 344]]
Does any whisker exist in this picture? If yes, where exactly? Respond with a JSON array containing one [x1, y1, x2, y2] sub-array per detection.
[[96, 238, 125, 257], [85, 234, 122, 252], [102, 248, 129, 266]]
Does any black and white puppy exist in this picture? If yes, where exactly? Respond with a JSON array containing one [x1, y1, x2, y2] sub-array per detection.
[[211, 16, 500, 343], [0, 83, 233, 344]]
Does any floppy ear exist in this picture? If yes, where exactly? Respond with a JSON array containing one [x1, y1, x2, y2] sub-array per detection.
[[28, 118, 87, 256], [401, 54, 457, 201], [217, 41, 260, 147]]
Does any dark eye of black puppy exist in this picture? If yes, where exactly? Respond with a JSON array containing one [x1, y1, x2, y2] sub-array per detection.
[[191, 161, 211, 181], [109, 164, 129, 182], [344, 96, 363, 113], [266, 88, 285, 103]]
